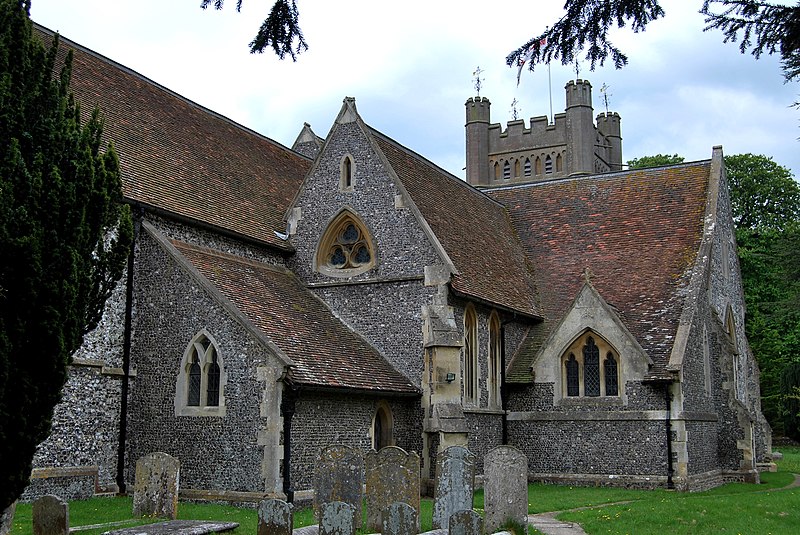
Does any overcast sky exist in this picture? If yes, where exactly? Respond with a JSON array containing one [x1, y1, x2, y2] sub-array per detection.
[[30, 0, 800, 179]]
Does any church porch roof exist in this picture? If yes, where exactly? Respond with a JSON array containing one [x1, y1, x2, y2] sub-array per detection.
[[170, 239, 419, 394]]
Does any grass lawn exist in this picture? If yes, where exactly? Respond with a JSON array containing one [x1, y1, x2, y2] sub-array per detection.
[[11, 447, 800, 534]]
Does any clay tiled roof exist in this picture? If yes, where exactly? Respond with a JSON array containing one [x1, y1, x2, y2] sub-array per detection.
[[171, 240, 418, 394], [370, 130, 542, 319], [37, 26, 310, 251], [489, 163, 711, 378]]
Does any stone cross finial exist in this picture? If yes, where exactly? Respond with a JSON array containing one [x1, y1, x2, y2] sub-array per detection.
[[583, 267, 594, 284], [472, 66, 484, 96]]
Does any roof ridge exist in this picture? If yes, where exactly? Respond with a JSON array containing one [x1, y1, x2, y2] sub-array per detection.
[[170, 239, 293, 276], [33, 22, 307, 160], [366, 126, 508, 210], [486, 160, 713, 192]]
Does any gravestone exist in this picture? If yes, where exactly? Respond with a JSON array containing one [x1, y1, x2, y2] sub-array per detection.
[[132, 452, 180, 520], [314, 445, 363, 528], [483, 445, 528, 533], [449, 510, 483, 535], [365, 446, 420, 532], [319, 501, 355, 535], [381, 502, 418, 535], [258, 498, 293, 535], [32, 495, 68, 535], [432, 445, 475, 530]]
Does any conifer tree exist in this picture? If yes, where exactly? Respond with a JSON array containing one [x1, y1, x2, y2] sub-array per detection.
[[0, 0, 132, 511]]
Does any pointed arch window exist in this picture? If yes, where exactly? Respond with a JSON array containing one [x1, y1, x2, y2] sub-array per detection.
[[176, 331, 226, 416], [494, 161, 501, 180], [545, 155, 553, 174], [316, 210, 376, 277], [524, 158, 532, 177], [514, 160, 521, 178], [503, 160, 511, 180], [561, 333, 620, 398], [488, 312, 502, 408], [535, 157, 542, 175], [556, 153, 563, 173], [463, 306, 478, 405]]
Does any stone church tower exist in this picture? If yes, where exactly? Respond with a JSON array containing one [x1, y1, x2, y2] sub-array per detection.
[[466, 79, 622, 186]]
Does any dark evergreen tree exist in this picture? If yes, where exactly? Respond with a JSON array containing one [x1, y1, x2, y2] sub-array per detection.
[[781, 360, 800, 440], [201, 0, 307, 59], [0, 0, 132, 511], [505, 1, 800, 82]]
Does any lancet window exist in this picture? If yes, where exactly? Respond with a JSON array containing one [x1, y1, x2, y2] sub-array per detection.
[[562, 333, 620, 398]]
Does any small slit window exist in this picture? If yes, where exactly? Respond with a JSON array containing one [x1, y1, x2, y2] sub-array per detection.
[[340, 155, 354, 191], [316, 210, 376, 277]]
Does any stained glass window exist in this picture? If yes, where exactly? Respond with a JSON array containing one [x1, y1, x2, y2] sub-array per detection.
[[206, 351, 221, 407], [604, 353, 619, 396], [188, 354, 201, 406], [583, 337, 600, 397], [317, 211, 376, 276], [566, 354, 579, 396]]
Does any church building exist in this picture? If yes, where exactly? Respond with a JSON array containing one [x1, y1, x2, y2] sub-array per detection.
[[24, 25, 771, 503]]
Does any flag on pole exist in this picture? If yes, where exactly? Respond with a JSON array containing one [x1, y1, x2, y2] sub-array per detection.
[[516, 37, 547, 87]]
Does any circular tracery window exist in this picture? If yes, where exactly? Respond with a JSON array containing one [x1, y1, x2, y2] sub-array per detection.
[[317, 213, 375, 276]]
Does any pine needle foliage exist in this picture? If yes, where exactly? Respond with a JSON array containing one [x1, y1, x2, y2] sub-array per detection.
[[0, 0, 132, 510]]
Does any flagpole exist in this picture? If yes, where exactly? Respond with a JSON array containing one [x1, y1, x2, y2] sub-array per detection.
[[548, 61, 553, 124]]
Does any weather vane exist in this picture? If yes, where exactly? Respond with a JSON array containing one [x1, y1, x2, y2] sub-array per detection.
[[473, 66, 484, 96], [600, 83, 612, 114], [510, 98, 521, 121], [574, 59, 581, 79]]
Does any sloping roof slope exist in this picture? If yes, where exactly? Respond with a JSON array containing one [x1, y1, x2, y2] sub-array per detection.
[[37, 25, 310, 251], [370, 130, 542, 319], [489, 163, 711, 379], [172, 240, 418, 394]]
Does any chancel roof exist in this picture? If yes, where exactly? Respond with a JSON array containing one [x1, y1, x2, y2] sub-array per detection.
[[37, 25, 311, 251], [171, 239, 419, 394], [488, 163, 712, 380], [369, 130, 542, 319]]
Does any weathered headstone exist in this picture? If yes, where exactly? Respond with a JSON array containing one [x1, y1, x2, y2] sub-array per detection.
[[132, 452, 180, 520], [314, 445, 364, 528], [319, 501, 355, 535], [381, 502, 418, 535], [258, 498, 293, 535], [448, 510, 483, 535], [365, 446, 420, 532], [483, 445, 528, 533], [32, 495, 69, 535], [433, 445, 476, 530], [0, 502, 16, 535]]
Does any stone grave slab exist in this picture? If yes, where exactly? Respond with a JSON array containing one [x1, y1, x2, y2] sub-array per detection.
[[319, 501, 354, 535], [314, 445, 363, 528], [432, 445, 475, 530], [33, 494, 68, 535], [258, 498, 293, 535], [132, 452, 180, 520], [102, 520, 238, 534], [483, 445, 528, 533], [448, 510, 483, 535], [381, 502, 418, 535], [365, 446, 420, 532]]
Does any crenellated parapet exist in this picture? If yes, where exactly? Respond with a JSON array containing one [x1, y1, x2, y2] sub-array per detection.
[[465, 79, 623, 186]]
